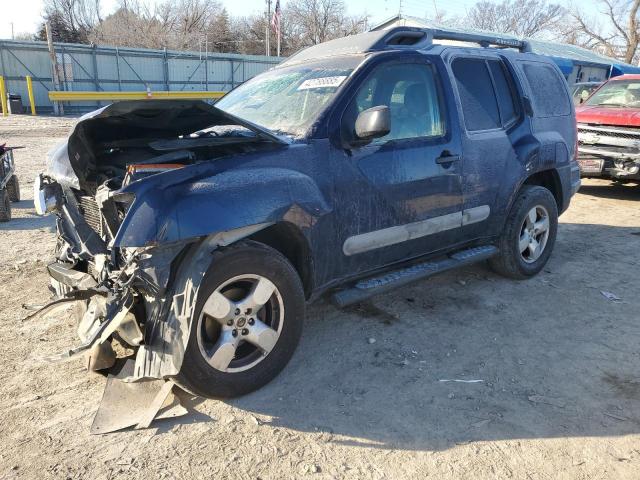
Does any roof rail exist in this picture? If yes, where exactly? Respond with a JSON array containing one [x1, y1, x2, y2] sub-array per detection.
[[279, 27, 532, 68], [374, 27, 532, 53]]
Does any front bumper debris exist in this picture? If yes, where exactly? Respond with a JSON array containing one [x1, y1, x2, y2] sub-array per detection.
[[91, 359, 187, 434], [25, 247, 191, 432]]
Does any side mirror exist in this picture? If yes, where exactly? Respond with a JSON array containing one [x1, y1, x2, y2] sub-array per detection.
[[354, 106, 391, 142]]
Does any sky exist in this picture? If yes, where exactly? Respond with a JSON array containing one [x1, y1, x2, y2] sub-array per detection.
[[0, 0, 600, 40]]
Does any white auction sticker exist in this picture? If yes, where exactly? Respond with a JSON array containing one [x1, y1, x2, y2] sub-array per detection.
[[297, 75, 348, 91]]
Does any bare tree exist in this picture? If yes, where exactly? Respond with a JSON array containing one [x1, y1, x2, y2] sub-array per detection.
[[36, 0, 102, 42], [465, 0, 565, 38], [285, 0, 368, 47], [90, 1, 163, 49], [42, 0, 371, 57], [231, 14, 268, 55], [91, 0, 233, 51], [564, 0, 640, 63]]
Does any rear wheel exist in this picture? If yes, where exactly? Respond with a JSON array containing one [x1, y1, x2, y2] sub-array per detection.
[[0, 188, 11, 222], [176, 241, 305, 398], [6, 175, 20, 202], [489, 185, 558, 279]]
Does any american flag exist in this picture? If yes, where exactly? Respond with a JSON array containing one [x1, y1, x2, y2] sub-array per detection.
[[271, 0, 282, 35]]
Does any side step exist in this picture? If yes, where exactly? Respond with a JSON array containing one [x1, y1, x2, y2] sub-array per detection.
[[331, 245, 498, 308]]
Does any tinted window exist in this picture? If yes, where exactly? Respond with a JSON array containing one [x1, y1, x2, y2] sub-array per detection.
[[488, 60, 518, 125], [453, 58, 500, 131], [346, 63, 445, 142], [521, 62, 571, 117]]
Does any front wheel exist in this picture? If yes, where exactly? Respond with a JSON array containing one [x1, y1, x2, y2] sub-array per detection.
[[176, 241, 305, 398], [489, 185, 558, 279]]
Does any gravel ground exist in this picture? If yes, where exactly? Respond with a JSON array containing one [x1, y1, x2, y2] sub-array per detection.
[[1, 114, 640, 479]]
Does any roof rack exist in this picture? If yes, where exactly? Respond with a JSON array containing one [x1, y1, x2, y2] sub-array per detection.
[[374, 27, 532, 53], [280, 27, 532, 68]]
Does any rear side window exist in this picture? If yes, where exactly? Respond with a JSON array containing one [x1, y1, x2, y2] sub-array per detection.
[[452, 58, 500, 131], [521, 62, 571, 117], [488, 60, 518, 126]]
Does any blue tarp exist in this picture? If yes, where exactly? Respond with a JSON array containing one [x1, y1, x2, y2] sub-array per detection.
[[527, 38, 640, 75]]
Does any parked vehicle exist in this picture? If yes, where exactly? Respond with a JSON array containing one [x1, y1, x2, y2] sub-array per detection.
[[576, 74, 640, 181], [571, 81, 602, 106], [34, 27, 579, 398], [0, 145, 21, 221]]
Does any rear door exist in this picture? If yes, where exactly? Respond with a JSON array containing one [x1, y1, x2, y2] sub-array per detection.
[[448, 54, 524, 239]]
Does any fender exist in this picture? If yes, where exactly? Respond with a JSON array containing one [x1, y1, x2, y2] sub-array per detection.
[[113, 165, 332, 248]]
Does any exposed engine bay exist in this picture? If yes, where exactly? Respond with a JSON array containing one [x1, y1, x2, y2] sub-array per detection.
[[43, 101, 285, 244]]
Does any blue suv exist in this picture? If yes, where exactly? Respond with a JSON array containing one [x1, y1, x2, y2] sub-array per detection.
[[35, 27, 580, 398]]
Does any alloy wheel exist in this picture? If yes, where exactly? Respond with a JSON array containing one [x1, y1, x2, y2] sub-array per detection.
[[197, 274, 284, 373], [518, 205, 550, 264]]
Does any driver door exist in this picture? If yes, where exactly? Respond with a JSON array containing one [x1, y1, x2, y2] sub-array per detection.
[[330, 56, 465, 277]]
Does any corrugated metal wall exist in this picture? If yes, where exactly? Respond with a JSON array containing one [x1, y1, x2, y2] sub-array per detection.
[[0, 39, 283, 113]]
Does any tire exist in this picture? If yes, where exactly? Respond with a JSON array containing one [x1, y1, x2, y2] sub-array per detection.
[[176, 240, 305, 398], [6, 175, 20, 202], [489, 185, 558, 280], [0, 188, 11, 222]]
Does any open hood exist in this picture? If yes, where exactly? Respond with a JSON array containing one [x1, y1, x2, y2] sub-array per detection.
[[72, 100, 288, 145], [54, 100, 288, 190]]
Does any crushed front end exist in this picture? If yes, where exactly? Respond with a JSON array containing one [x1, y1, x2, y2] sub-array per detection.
[[32, 100, 286, 382], [34, 162, 198, 378]]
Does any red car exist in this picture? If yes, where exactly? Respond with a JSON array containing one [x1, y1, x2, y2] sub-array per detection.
[[576, 74, 640, 181]]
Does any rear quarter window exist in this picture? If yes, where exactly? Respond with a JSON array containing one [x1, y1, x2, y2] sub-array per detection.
[[520, 61, 571, 117]]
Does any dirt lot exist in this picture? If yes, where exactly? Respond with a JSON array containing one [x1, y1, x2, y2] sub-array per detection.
[[1, 114, 639, 479]]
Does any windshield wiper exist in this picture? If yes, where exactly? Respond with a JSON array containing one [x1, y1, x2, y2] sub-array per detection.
[[595, 103, 629, 107]]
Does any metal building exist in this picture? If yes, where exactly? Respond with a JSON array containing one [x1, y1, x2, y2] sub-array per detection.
[[0, 39, 282, 114]]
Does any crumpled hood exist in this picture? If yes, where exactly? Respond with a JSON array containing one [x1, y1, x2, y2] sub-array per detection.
[[49, 100, 287, 188], [576, 105, 640, 127], [72, 100, 287, 145]]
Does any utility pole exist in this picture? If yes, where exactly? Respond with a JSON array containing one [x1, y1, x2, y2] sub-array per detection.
[[265, 0, 271, 57], [10, 22, 14, 40], [45, 21, 63, 116]]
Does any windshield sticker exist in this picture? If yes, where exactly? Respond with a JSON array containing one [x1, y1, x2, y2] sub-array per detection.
[[297, 75, 348, 91]]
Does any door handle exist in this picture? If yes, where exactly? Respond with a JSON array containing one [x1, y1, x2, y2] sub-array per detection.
[[435, 154, 461, 165]]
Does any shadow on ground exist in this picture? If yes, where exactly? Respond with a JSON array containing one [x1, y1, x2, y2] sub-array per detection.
[[0, 206, 55, 232], [201, 222, 640, 452], [578, 180, 640, 201]]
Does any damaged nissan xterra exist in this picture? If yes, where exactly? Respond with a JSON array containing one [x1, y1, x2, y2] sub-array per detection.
[[34, 27, 580, 398]]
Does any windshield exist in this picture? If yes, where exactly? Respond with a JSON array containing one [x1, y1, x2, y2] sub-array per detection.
[[215, 56, 362, 137], [584, 80, 640, 108]]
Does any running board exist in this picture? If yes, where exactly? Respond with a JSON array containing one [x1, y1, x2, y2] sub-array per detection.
[[331, 245, 498, 308]]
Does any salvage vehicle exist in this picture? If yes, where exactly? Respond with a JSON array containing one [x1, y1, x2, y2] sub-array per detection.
[[576, 74, 640, 181], [0, 144, 21, 221], [34, 27, 580, 399]]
